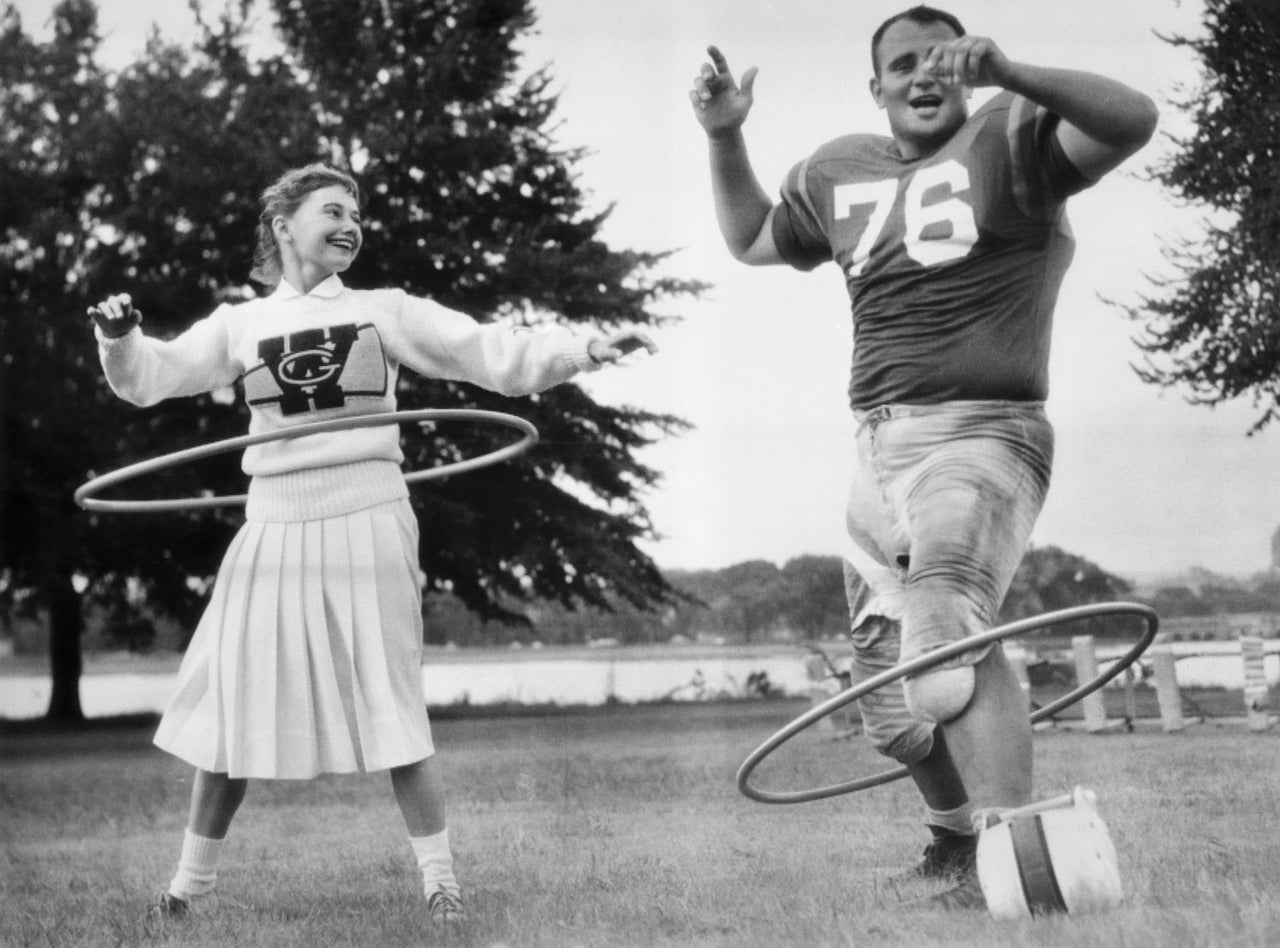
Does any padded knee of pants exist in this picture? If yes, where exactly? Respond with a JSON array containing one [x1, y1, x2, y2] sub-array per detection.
[[903, 665, 975, 723], [866, 719, 936, 765]]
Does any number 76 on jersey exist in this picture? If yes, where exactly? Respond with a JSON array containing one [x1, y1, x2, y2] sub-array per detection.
[[836, 158, 978, 277]]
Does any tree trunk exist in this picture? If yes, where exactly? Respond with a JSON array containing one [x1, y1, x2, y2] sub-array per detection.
[[45, 567, 84, 722]]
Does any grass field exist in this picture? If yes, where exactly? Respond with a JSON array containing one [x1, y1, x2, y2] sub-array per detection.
[[3, 700, 1279, 947]]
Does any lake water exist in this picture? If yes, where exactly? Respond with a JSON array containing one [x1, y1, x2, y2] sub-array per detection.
[[2, 641, 1277, 721]]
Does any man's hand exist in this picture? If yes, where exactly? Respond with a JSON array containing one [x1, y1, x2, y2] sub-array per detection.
[[688, 46, 759, 139], [88, 293, 142, 339], [922, 35, 1013, 89], [922, 37, 1158, 180]]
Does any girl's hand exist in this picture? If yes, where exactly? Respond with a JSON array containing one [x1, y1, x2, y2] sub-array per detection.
[[88, 293, 142, 339], [588, 330, 658, 365]]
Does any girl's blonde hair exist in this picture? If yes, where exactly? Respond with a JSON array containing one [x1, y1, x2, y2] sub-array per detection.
[[249, 164, 360, 286]]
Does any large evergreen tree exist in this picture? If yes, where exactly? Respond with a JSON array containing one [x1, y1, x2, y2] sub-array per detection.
[[0, 0, 701, 719], [1124, 0, 1280, 431], [264, 0, 699, 615]]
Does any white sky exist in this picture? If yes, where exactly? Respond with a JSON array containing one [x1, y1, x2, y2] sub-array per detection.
[[16, 0, 1280, 583]]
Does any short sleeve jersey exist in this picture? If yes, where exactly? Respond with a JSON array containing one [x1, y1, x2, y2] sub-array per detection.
[[772, 91, 1090, 409]]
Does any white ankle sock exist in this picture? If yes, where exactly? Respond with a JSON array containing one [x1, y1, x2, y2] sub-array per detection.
[[926, 802, 976, 837], [168, 829, 224, 900], [410, 829, 459, 898]]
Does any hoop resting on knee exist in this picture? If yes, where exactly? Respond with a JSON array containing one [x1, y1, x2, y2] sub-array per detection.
[[904, 665, 975, 723], [737, 603, 1158, 804]]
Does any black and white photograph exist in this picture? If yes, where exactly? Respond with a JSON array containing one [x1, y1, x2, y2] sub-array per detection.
[[3, 1, 1279, 945]]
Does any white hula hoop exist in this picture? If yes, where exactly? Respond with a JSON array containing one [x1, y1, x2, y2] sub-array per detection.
[[74, 409, 539, 514], [737, 602, 1159, 805]]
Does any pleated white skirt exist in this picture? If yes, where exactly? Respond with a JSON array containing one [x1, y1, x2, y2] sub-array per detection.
[[154, 497, 434, 779]]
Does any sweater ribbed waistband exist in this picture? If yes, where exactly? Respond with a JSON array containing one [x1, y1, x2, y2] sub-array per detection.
[[246, 459, 409, 522]]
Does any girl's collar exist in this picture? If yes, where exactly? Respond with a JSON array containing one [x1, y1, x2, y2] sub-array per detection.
[[272, 274, 345, 300]]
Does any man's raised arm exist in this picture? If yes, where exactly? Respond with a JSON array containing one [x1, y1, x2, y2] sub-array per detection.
[[921, 36, 1159, 181], [689, 46, 785, 265]]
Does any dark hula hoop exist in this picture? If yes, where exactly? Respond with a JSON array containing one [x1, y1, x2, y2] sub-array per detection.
[[737, 602, 1159, 805]]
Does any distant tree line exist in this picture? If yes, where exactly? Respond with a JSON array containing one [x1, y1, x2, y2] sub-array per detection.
[[8, 544, 1279, 655], [1144, 566, 1280, 619], [424, 548, 1280, 646]]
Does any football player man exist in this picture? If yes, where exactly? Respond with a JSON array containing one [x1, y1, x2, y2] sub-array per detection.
[[689, 4, 1157, 907]]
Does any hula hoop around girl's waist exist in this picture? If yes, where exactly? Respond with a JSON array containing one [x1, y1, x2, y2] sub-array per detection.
[[74, 408, 539, 514]]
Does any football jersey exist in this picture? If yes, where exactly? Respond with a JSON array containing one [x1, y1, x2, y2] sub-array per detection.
[[772, 91, 1091, 409]]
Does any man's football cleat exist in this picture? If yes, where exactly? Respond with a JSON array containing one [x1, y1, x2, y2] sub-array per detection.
[[908, 825, 978, 881], [887, 825, 977, 893]]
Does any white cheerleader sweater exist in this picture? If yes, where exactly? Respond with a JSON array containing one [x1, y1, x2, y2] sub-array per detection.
[[97, 275, 598, 521]]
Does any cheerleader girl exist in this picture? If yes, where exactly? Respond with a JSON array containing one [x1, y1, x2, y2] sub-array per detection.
[[90, 163, 656, 926]]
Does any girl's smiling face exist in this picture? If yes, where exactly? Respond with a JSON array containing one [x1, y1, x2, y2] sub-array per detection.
[[274, 184, 363, 288]]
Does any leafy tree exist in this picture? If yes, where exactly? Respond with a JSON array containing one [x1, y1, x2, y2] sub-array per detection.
[[0, 0, 702, 719], [1146, 585, 1212, 618], [778, 555, 848, 639], [1251, 570, 1280, 606], [1000, 546, 1133, 636], [697, 560, 788, 640], [1178, 568, 1278, 614], [2, 1, 343, 717], [0, 0, 165, 719], [1123, 0, 1280, 431]]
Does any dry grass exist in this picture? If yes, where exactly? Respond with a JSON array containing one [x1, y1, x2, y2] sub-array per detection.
[[3, 701, 1280, 947]]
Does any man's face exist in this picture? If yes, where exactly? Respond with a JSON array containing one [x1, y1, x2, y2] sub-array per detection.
[[870, 19, 970, 159]]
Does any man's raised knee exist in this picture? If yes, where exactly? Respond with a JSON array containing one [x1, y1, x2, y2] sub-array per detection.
[[904, 665, 975, 723]]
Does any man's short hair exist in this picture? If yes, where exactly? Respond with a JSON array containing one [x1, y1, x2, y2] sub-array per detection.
[[871, 5, 966, 76]]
